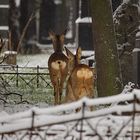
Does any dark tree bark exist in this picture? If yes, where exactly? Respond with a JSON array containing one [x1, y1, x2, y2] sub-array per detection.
[[20, 0, 40, 54], [9, 0, 20, 51], [90, 0, 123, 97]]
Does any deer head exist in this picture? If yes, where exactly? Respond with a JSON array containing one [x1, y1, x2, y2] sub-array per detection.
[[49, 31, 65, 52], [65, 47, 82, 74]]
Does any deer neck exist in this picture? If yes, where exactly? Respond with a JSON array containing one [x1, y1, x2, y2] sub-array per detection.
[[53, 36, 63, 52], [55, 47, 63, 53]]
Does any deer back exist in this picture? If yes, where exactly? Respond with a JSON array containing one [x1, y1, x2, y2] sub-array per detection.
[[65, 47, 95, 102]]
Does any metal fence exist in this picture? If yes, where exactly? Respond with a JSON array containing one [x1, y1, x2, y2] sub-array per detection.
[[0, 65, 52, 89], [0, 90, 140, 140]]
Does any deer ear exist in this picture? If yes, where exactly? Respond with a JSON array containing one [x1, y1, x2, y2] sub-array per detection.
[[49, 31, 57, 51], [60, 34, 65, 44], [49, 31, 56, 40], [65, 47, 74, 59], [76, 47, 82, 60], [59, 28, 68, 42]]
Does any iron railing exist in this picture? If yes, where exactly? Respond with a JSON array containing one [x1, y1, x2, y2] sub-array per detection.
[[0, 65, 52, 89]]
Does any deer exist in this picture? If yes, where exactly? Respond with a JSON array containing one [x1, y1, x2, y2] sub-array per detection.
[[65, 47, 95, 111], [48, 31, 69, 105]]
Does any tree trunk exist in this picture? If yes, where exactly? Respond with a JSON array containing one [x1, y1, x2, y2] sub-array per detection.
[[9, 0, 20, 51], [90, 0, 122, 97]]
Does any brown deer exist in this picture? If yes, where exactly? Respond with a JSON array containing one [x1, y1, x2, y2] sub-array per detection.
[[65, 47, 95, 110], [48, 31, 69, 105]]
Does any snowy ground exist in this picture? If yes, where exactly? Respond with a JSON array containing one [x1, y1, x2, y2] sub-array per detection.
[[17, 53, 50, 67], [0, 102, 50, 114], [16, 47, 95, 67], [0, 90, 140, 139]]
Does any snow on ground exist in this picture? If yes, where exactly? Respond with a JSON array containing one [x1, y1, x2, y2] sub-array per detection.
[[16, 47, 95, 67], [16, 44, 77, 67], [0, 90, 140, 139], [0, 102, 50, 114], [17, 53, 50, 67]]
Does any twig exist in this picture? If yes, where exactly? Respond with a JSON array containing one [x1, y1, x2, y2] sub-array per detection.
[[17, 13, 35, 53]]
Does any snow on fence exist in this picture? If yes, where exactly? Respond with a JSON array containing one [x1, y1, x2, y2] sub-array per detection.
[[0, 88, 140, 140], [0, 65, 52, 88]]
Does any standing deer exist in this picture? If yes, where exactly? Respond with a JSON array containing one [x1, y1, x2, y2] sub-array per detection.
[[48, 31, 69, 105], [65, 47, 95, 110]]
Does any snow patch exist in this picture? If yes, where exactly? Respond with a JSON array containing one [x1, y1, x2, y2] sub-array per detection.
[[15, 0, 21, 7], [136, 31, 140, 37], [75, 17, 92, 23], [133, 48, 140, 52]]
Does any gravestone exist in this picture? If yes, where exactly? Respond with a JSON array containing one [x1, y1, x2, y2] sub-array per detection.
[[4, 51, 17, 65], [75, 0, 93, 50]]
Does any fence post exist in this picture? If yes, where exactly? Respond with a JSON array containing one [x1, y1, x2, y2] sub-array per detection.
[[16, 65, 19, 87], [30, 110, 35, 140], [131, 94, 137, 140], [37, 65, 39, 88], [80, 101, 86, 140]]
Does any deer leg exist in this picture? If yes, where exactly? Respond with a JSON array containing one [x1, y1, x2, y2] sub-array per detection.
[[65, 81, 76, 103], [54, 86, 57, 105], [58, 85, 61, 104], [54, 81, 60, 105], [59, 82, 64, 104], [55, 79, 61, 105]]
